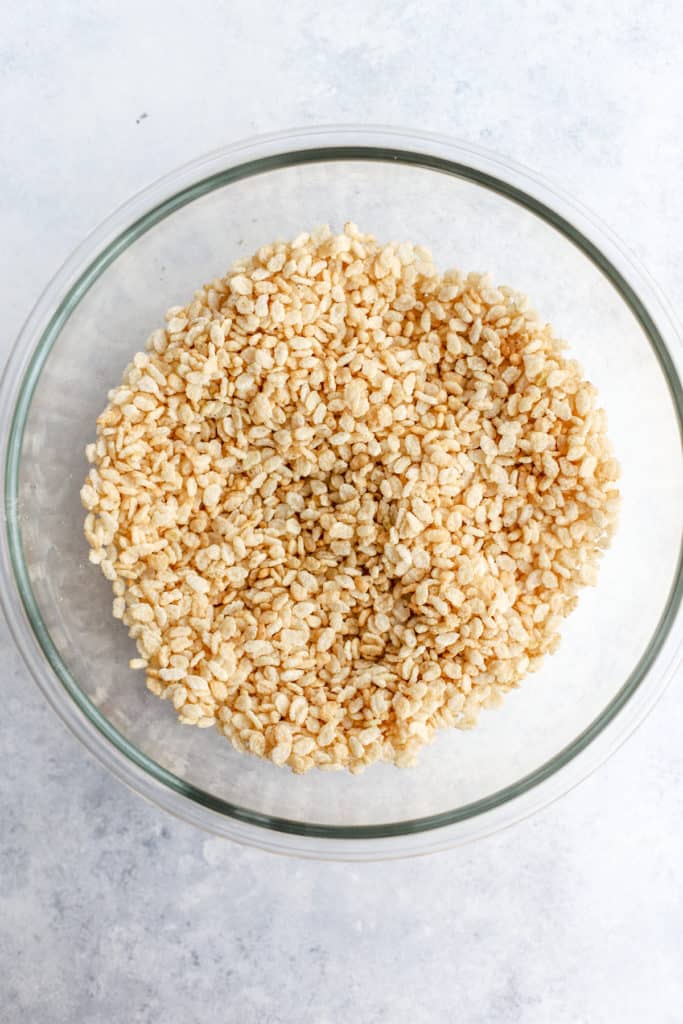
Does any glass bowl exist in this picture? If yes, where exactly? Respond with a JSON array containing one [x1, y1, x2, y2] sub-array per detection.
[[2, 126, 682, 860]]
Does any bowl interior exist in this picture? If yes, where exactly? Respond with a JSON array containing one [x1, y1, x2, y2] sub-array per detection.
[[11, 153, 683, 831]]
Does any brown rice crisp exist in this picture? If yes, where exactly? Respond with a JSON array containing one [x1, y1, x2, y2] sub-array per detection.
[[81, 224, 620, 774]]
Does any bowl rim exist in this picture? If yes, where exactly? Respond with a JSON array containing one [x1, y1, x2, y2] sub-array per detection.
[[2, 124, 682, 859]]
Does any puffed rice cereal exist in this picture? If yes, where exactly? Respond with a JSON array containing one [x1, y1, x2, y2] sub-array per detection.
[[81, 224, 620, 773]]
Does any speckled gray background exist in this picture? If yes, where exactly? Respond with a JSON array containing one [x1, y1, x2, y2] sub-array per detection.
[[2, 2, 683, 1021]]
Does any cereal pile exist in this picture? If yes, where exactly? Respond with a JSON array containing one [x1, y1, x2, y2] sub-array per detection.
[[81, 224, 619, 773]]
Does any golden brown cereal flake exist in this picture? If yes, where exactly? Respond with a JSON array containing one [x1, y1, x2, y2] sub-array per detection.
[[81, 224, 620, 774]]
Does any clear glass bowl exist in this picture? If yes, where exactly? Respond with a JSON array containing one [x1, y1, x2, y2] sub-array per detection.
[[2, 126, 682, 860]]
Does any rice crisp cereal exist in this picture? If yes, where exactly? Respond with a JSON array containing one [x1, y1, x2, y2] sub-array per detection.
[[81, 224, 620, 773]]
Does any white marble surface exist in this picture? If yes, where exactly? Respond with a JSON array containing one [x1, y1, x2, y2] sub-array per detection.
[[2, 2, 683, 1020]]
